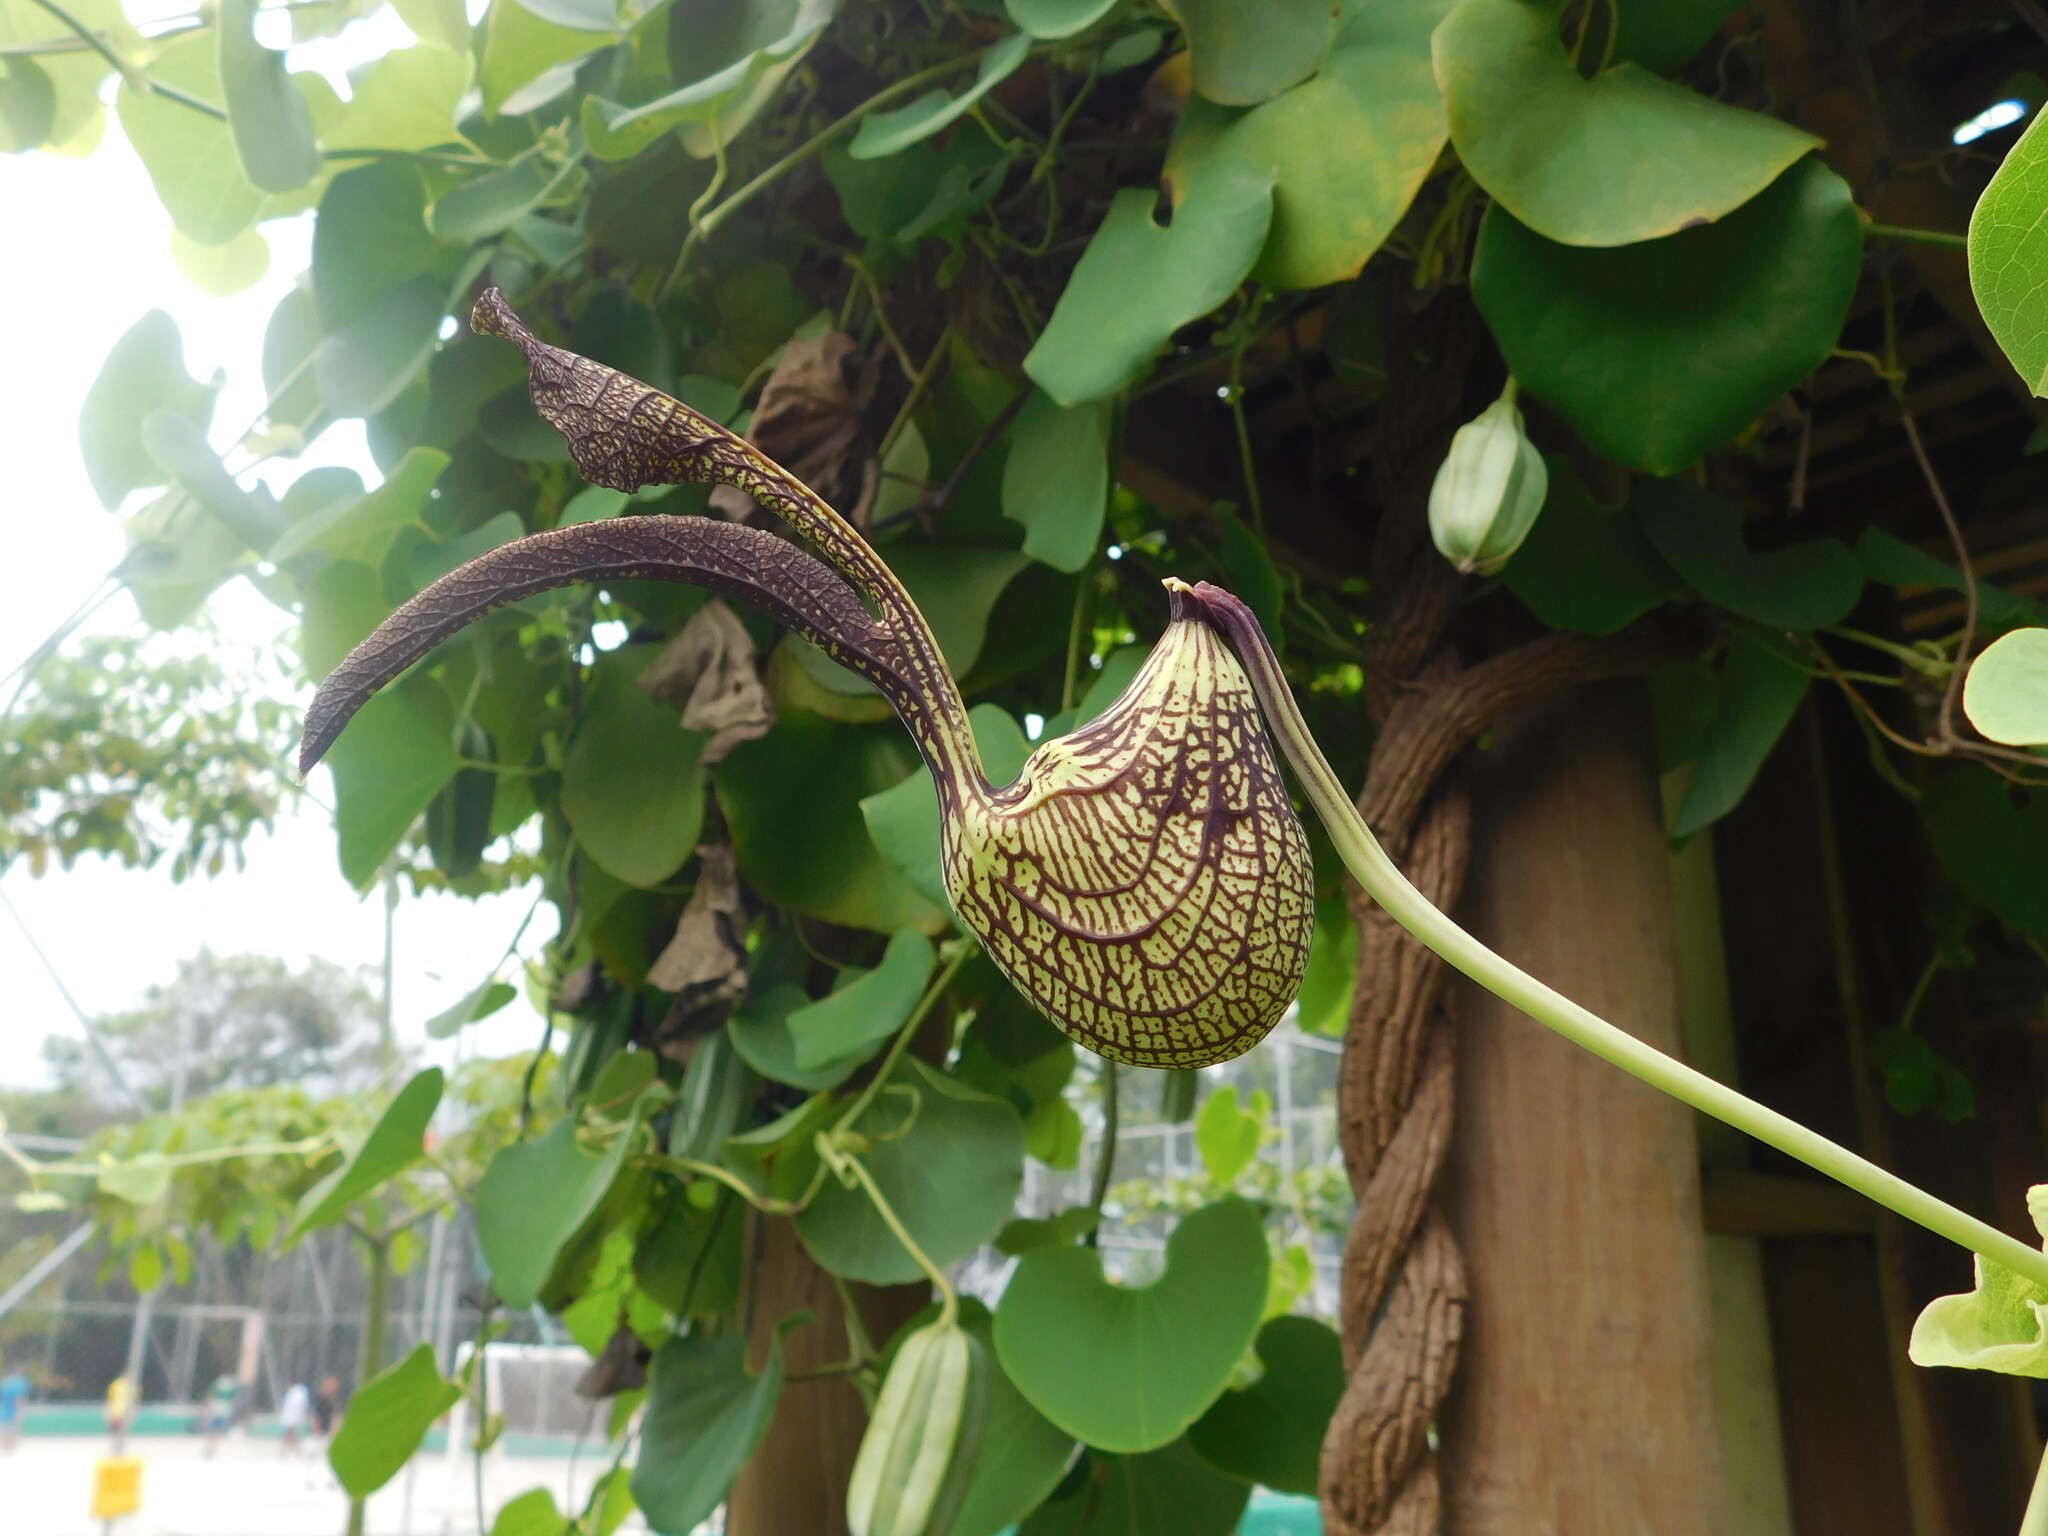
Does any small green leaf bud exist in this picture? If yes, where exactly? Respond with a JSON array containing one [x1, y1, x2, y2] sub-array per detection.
[[1427, 379, 1549, 576]]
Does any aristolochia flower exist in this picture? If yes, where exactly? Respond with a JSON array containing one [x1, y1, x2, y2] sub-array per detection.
[[301, 291, 1312, 1068]]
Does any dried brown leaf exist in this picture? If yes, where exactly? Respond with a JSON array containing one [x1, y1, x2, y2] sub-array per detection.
[[638, 600, 775, 765]]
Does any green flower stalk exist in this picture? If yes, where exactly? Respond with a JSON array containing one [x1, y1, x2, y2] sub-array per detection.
[[301, 292, 2048, 1292]]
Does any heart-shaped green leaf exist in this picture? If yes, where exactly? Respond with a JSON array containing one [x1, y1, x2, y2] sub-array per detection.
[[1295, 895, 1357, 1037], [730, 983, 870, 1092], [1855, 529, 2048, 633], [1435, 0, 1818, 246], [1668, 632, 1809, 839], [327, 676, 462, 888], [798, 1059, 1025, 1284], [720, 715, 949, 934], [630, 1323, 796, 1533], [1964, 628, 2048, 746], [118, 35, 262, 244], [850, 31, 1032, 158], [1910, 1187, 2048, 1376], [1474, 158, 1862, 474], [330, 1345, 462, 1497], [1186, 1315, 1344, 1494], [1003, 390, 1110, 572], [1175, 0, 1332, 105], [217, 0, 320, 192], [291, 1068, 444, 1239], [1503, 458, 1684, 635], [562, 646, 707, 888], [475, 1105, 640, 1308], [1924, 767, 2048, 944], [1970, 108, 2048, 395], [79, 309, 218, 511], [1194, 1085, 1266, 1185], [426, 978, 518, 1040], [1635, 476, 1861, 631], [863, 705, 1033, 910], [995, 1197, 1268, 1452], [1026, 155, 1274, 405], [789, 929, 934, 1070], [1166, 0, 1453, 290], [1004, 0, 1118, 39], [1018, 1438, 1252, 1535]]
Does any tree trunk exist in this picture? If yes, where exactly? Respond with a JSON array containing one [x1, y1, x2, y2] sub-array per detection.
[[1441, 683, 1728, 1534], [725, 1215, 927, 1536]]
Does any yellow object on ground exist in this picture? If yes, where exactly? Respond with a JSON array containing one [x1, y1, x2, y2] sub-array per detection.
[[90, 1456, 142, 1520]]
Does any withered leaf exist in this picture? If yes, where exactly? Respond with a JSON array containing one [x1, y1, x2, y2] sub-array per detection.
[[649, 842, 749, 1052], [638, 600, 774, 765], [710, 332, 881, 530]]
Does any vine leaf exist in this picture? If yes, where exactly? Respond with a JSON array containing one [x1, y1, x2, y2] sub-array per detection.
[[849, 31, 1032, 159], [1167, 0, 1452, 290], [797, 1058, 1025, 1284], [863, 704, 1033, 910], [1667, 632, 1809, 840], [720, 715, 949, 934], [1004, 0, 1119, 39], [1018, 1437, 1252, 1535], [1635, 476, 1861, 632], [425, 978, 517, 1040], [330, 1345, 463, 1496], [1435, 0, 1818, 246], [1911, 1186, 2048, 1376], [1193, 1084, 1266, 1185], [562, 645, 709, 888], [1003, 389, 1110, 572], [787, 928, 933, 1070], [582, 1, 834, 162], [729, 982, 872, 1091], [79, 309, 218, 511], [1186, 1314, 1344, 1495], [1474, 158, 1862, 474], [325, 676, 462, 888], [475, 1100, 646, 1309], [289, 1068, 445, 1241], [1970, 106, 2048, 395], [1923, 766, 2048, 945], [994, 1197, 1268, 1452], [1502, 458, 1683, 636], [1963, 628, 2048, 746], [1175, 0, 1333, 106], [1025, 155, 1275, 405], [117, 34, 262, 244], [629, 1321, 802, 1533], [217, 0, 320, 192]]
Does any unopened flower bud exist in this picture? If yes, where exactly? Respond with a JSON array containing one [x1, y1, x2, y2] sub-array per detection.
[[1427, 380, 1548, 576]]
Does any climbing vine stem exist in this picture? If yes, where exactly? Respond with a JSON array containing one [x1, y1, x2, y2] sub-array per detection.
[[1190, 579, 2048, 1292]]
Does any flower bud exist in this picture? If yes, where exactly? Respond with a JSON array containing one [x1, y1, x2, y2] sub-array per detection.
[[1427, 380, 1548, 576]]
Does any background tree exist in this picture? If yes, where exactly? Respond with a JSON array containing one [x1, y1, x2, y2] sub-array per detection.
[[43, 949, 392, 1110]]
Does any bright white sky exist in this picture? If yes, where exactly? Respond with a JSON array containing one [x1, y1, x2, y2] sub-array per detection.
[[0, 2, 550, 1094]]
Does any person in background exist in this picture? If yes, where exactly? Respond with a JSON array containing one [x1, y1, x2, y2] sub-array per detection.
[[0, 1365, 29, 1452], [312, 1374, 345, 1438], [105, 1374, 135, 1453], [278, 1380, 311, 1456], [202, 1372, 239, 1456]]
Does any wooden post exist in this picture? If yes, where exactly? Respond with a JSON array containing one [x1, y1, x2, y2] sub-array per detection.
[[725, 1216, 927, 1536], [1440, 684, 1728, 1534]]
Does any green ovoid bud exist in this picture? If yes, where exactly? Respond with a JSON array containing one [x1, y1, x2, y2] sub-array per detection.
[[1426, 378, 1548, 577], [847, 1319, 989, 1536]]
